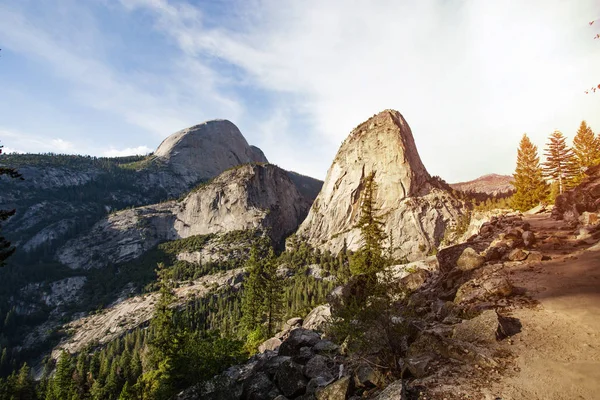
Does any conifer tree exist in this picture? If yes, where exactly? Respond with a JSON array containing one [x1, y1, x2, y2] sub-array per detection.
[[240, 241, 282, 339], [572, 120, 600, 183], [511, 134, 548, 211], [542, 130, 576, 195], [349, 172, 387, 278]]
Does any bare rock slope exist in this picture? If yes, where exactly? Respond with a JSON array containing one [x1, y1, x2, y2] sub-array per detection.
[[296, 109, 464, 260], [58, 164, 310, 269]]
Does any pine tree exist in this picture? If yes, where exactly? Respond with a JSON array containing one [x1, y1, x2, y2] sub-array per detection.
[[511, 134, 548, 211], [349, 172, 387, 278], [240, 241, 282, 339], [572, 121, 600, 183], [542, 130, 577, 195]]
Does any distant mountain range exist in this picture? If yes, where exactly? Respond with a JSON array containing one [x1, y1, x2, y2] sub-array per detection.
[[450, 173, 514, 196]]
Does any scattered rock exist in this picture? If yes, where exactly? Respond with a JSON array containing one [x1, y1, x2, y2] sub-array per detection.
[[286, 317, 304, 329], [452, 310, 501, 344], [315, 376, 351, 400], [456, 247, 485, 271], [508, 248, 529, 261]]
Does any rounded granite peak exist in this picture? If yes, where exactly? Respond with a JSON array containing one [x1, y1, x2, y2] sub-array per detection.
[[154, 119, 268, 185]]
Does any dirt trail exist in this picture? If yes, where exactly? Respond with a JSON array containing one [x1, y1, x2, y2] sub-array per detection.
[[494, 214, 600, 400]]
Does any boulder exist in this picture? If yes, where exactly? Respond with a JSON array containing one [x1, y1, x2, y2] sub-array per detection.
[[279, 329, 321, 357], [508, 248, 529, 261], [353, 365, 383, 388], [243, 372, 280, 400], [259, 338, 283, 353], [456, 247, 485, 271], [313, 340, 340, 354], [452, 310, 501, 344], [306, 376, 333, 395], [405, 353, 436, 378], [286, 317, 304, 329], [275, 360, 308, 398], [304, 355, 334, 380], [526, 251, 544, 263], [400, 269, 429, 291], [315, 376, 351, 400], [375, 380, 404, 400], [303, 305, 331, 332], [484, 245, 507, 262], [522, 231, 536, 247], [294, 346, 315, 365], [255, 356, 292, 377]]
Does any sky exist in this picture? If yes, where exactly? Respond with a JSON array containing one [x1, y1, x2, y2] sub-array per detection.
[[0, 0, 599, 182]]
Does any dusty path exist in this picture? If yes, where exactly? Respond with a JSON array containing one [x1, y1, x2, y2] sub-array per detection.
[[494, 214, 600, 400]]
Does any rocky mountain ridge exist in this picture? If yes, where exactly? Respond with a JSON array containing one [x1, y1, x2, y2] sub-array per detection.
[[297, 109, 464, 260], [450, 173, 514, 196], [57, 163, 312, 270]]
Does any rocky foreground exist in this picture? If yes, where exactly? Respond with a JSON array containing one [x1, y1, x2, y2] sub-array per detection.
[[177, 209, 600, 400]]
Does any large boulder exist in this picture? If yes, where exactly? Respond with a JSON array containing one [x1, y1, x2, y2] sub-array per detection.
[[303, 305, 332, 332], [452, 310, 502, 344], [553, 165, 600, 221], [295, 109, 463, 261], [259, 338, 283, 353], [278, 329, 321, 357], [242, 372, 280, 400], [275, 360, 308, 398], [456, 247, 485, 271], [304, 355, 334, 380]]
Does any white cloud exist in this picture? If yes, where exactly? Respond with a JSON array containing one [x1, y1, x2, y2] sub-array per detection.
[[103, 146, 153, 157], [51, 139, 75, 152], [2, 1, 600, 182], [120, 0, 600, 181]]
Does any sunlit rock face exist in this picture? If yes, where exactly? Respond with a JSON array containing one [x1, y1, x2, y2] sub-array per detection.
[[155, 119, 268, 185], [296, 109, 464, 261]]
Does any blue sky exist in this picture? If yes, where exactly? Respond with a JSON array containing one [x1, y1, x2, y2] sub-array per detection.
[[1, 0, 599, 182]]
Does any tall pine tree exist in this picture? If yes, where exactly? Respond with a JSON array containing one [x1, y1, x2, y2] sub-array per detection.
[[511, 134, 548, 211], [572, 120, 600, 184], [349, 172, 388, 278], [542, 130, 576, 195]]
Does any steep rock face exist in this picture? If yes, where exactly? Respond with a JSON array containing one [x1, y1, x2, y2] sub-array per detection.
[[58, 164, 310, 269], [155, 120, 269, 185], [296, 110, 463, 260]]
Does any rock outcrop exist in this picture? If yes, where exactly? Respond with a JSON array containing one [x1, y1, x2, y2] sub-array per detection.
[[553, 164, 600, 223], [58, 164, 311, 269], [155, 119, 268, 186], [296, 109, 464, 260]]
